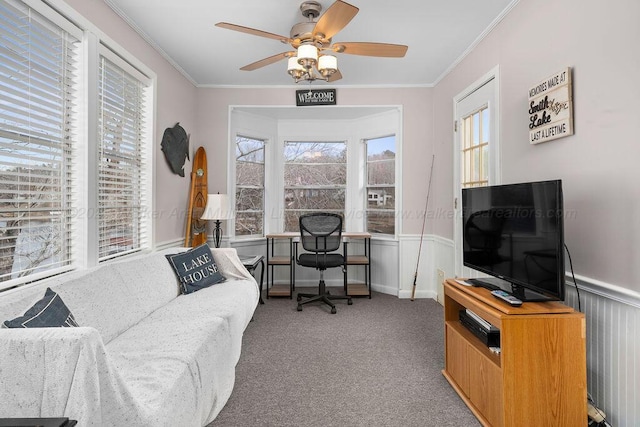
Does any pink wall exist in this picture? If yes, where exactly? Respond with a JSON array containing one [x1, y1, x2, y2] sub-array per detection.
[[432, 0, 640, 290], [64, 0, 638, 291], [195, 87, 434, 234], [64, 0, 199, 245]]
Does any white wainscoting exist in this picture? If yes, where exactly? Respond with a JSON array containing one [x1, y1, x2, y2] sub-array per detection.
[[155, 238, 183, 251], [564, 279, 640, 427], [230, 237, 401, 293], [397, 234, 455, 300], [423, 235, 639, 427], [227, 235, 452, 298]]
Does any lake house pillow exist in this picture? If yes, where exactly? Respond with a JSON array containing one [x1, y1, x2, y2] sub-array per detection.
[[166, 244, 226, 294], [3, 287, 79, 328]]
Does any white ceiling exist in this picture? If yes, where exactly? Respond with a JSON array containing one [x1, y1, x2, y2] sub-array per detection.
[[104, 0, 516, 87]]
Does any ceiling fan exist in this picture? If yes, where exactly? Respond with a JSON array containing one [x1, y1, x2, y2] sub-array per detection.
[[215, 0, 408, 83]]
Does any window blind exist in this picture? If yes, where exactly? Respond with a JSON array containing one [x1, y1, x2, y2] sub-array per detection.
[[97, 53, 148, 261], [0, 0, 79, 286]]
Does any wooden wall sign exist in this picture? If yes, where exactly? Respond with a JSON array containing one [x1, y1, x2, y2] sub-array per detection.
[[528, 67, 573, 144], [296, 89, 336, 106]]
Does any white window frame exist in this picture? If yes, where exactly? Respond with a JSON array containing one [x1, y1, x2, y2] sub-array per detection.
[[0, 0, 82, 287], [96, 46, 153, 261], [0, 0, 156, 290], [282, 140, 347, 232], [234, 135, 266, 239], [227, 107, 401, 239], [364, 135, 397, 237]]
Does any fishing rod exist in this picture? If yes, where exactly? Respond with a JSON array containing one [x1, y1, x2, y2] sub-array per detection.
[[411, 154, 435, 301]]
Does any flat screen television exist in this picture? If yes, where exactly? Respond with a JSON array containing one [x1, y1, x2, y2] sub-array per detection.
[[461, 180, 565, 302]]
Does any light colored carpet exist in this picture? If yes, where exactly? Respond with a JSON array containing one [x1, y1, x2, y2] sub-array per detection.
[[209, 289, 481, 427]]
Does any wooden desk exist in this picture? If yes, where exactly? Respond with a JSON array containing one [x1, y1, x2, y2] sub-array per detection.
[[265, 232, 372, 299]]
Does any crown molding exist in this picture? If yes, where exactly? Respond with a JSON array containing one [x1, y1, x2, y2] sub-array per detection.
[[433, 0, 520, 86], [103, 0, 198, 87]]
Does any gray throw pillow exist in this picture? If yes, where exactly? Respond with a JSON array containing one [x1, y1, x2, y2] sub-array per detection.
[[165, 244, 226, 294], [3, 287, 79, 328]]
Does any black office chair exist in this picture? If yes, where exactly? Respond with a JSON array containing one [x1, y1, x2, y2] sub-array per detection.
[[296, 213, 352, 314]]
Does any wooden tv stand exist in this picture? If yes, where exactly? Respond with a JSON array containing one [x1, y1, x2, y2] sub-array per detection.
[[442, 279, 586, 427]]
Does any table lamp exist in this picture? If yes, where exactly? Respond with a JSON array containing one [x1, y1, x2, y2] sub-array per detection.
[[200, 193, 233, 248]]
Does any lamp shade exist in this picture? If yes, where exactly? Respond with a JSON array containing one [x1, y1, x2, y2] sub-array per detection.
[[297, 44, 318, 62], [200, 194, 233, 220], [287, 56, 303, 71], [318, 55, 337, 71]]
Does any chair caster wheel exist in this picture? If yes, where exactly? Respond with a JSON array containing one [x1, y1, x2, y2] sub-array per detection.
[[347, 298, 353, 305], [331, 307, 337, 314], [297, 304, 303, 311]]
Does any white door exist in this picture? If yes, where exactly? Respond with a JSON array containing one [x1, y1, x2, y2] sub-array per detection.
[[453, 67, 501, 279]]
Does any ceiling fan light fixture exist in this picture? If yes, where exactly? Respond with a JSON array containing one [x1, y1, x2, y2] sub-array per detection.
[[318, 55, 337, 73], [297, 44, 318, 70], [218, 1, 408, 85], [287, 56, 305, 79], [287, 56, 303, 71]]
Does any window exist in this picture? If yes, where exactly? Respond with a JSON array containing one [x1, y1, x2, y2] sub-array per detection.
[[235, 136, 265, 237], [283, 141, 346, 232], [0, 0, 154, 290], [365, 136, 396, 235], [461, 107, 489, 188], [97, 52, 150, 260], [0, 0, 80, 284]]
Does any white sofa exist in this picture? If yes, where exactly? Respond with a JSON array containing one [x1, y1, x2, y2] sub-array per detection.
[[0, 247, 259, 426]]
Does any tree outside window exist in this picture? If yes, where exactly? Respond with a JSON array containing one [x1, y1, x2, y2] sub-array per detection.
[[0, 1, 78, 284], [235, 136, 265, 236], [366, 136, 396, 235], [283, 141, 346, 232]]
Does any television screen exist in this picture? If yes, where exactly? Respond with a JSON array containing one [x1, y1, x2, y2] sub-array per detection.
[[461, 180, 565, 301]]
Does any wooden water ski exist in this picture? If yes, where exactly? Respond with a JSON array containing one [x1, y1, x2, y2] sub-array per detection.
[[184, 147, 208, 247]]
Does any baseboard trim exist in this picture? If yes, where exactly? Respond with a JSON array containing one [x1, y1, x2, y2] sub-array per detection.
[[398, 289, 438, 299]]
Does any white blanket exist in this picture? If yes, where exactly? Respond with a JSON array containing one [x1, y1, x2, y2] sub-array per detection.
[[0, 248, 259, 426]]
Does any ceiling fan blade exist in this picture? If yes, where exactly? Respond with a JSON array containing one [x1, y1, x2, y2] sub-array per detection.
[[333, 42, 408, 57], [313, 0, 359, 40], [327, 69, 342, 82], [216, 22, 290, 43], [240, 51, 294, 71]]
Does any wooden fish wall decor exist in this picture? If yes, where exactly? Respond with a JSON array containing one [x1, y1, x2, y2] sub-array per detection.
[[161, 122, 190, 177]]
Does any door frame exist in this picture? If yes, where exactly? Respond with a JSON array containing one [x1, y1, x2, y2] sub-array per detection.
[[452, 65, 501, 278]]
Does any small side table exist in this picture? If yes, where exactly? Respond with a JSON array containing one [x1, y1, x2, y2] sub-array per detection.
[[240, 255, 265, 304]]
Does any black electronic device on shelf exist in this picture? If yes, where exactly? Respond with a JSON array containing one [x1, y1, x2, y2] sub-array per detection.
[[458, 309, 500, 348], [461, 179, 565, 302]]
